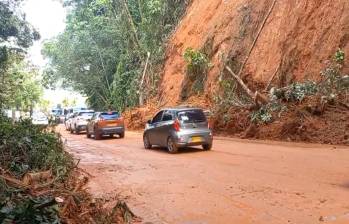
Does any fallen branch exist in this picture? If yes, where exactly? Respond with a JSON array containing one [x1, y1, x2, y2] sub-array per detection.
[[264, 62, 281, 92], [0, 174, 27, 188], [225, 66, 268, 106]]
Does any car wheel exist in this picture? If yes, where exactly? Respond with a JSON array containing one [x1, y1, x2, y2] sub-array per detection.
[[167, 137, 178, 154], [203, 144, 212, 151], [143, 134, 152, 149], [119, 132, 125, 138], [75, 126, 80, 134], [94, 130, 102, 140]]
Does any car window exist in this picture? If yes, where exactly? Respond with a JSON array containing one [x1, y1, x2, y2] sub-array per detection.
[[162, 111, 173, 121], [152, 111, 164, 123], [177, 109, 206, 123], [78, 112, 94, 117], [100, 112, 120, 120]]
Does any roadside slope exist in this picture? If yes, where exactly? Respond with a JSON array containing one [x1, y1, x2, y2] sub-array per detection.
[[160, 0, 349, 105]]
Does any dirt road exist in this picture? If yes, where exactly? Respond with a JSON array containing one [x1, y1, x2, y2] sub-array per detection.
[[59, 125, 349, 224]]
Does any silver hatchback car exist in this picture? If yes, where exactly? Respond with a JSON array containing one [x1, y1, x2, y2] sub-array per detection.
[[143, 107, 213, 153]]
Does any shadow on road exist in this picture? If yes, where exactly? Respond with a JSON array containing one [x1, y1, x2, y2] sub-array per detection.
[[149, 146, 207, 154]]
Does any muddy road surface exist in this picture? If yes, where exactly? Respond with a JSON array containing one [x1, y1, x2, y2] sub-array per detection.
[[59, 125, 349, 224]]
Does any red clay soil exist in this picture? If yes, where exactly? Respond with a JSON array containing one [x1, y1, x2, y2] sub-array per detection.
[[160, 0, 349, 105], [125, 0, 349, 146]]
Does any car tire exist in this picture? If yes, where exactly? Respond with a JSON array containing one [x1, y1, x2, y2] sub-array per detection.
[[143, 134, 152, 149], [75, 126, 80, 134], [167, 137, 178, 154], [94, 130, 102, 140], [203, 144, 212, 151], [119, 132, 125, 138]]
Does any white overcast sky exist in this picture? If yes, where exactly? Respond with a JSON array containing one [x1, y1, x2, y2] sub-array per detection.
[[23, 0, 86, 108]]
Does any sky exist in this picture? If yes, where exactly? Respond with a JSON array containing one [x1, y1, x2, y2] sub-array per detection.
[[23, 0, 86, 108]]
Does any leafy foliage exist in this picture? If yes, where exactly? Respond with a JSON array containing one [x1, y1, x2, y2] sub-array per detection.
[[251, 49, 348, 124], [0, 0, 41, 110], [271, 81, 318, 102], [180, 48, 211, 99], [0, 196, 60, 224], [43, 0, 190, 111], [184, 47, 210, 79], [0, 116, 74, 179]]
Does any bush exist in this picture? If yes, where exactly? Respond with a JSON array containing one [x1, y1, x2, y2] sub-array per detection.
[[182, 48, 211, 96], [0, 115, 74, 223], [0, 116, 74, 179], [184, 48, 210, 78]]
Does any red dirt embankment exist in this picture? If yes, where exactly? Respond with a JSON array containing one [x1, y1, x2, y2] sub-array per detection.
[[126, 0, 349, 145], [160, 0, 349, 105]]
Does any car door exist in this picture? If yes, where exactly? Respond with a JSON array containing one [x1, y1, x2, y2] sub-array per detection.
[[157, 110, 175, 146], [148, 110, 164, 145]]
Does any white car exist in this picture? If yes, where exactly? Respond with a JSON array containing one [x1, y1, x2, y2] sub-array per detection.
[[32, 113, 49, 125], [65, 113, 75, 131], [70, 110, 94, 134]]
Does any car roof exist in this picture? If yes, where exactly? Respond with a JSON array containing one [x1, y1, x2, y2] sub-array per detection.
[[161, 107, 203, 112]]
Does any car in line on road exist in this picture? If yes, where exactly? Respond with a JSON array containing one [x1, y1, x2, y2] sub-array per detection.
[[143, 107, 213, 153], [70, 110, 94, 134], [31, 112, 49, 125], [86, 111, 125, 140], [64, 113, 75, 131]]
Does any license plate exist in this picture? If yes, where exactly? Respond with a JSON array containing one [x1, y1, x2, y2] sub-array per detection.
[[107, 123, 116, 127], [191, 136, 202, 143]]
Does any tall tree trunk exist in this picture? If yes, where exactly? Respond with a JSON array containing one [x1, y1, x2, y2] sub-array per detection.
[[121, 0, 141, 51]]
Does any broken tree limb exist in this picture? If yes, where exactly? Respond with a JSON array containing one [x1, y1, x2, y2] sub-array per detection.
[[264, 62, 281, 92], [23, 170, 52, 186], [139, 52, 151, 106], [0, 174, 27, 188], [225, 66, 268, 105]]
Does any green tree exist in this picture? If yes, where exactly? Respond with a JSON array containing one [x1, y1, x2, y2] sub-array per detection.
[[0, 0, 41, 109], [42, 0, 190, 111]]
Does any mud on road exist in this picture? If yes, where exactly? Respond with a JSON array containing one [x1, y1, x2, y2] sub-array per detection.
[[59, 125, 349, 224]]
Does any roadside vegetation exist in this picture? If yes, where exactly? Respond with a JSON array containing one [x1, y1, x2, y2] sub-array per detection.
[[42, 0, 191, 111], [0, 1, 136, 222], [181, 48, 211, 100]]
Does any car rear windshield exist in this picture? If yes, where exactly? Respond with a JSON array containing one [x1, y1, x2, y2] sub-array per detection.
[[176, 109, 206, 123], [100, 112, 120, 120], [79, 112, 94, 117]]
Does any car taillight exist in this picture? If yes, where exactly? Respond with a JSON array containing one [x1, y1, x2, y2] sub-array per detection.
[[173, 119, 180, 132]]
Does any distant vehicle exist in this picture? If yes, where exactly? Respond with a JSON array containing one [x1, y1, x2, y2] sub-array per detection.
[[86, 111, 125, 140], [70, 110, 94, 134], [32, 112, 49, 125], [64, 113, 75, 131], [143, 107, 213, 153]]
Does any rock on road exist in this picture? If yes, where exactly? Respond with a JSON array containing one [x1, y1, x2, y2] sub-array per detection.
[[59, 125, 349, 224]]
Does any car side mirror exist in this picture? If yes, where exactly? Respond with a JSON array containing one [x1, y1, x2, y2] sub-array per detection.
[[147, 119, 152, 124]]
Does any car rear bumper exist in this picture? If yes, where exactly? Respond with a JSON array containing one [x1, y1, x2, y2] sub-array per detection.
[[99, 126, 125, 135], [76, 125, 87, 131], [172, 130, 213, 147]]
